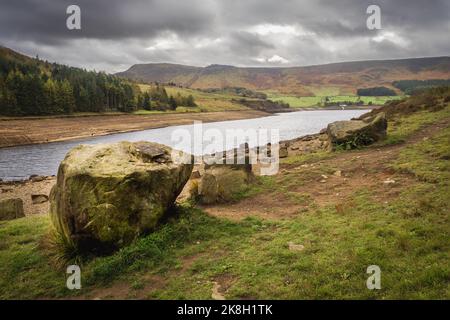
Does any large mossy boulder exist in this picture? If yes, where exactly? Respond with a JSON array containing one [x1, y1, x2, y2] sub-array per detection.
[[0, 198, 24, 221], [50, 141, 193, 252], [327, 112, 387, 149]]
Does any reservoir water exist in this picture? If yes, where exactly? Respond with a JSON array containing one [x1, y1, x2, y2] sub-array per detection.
[[0, 109, 368, 180]]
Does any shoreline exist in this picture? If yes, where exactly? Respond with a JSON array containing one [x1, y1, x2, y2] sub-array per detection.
[[0, 107, 378, 149], [0, 110, 269, 149]]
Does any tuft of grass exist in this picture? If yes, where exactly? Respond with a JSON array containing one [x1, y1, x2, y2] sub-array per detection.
[[43, 228, 85, 268]]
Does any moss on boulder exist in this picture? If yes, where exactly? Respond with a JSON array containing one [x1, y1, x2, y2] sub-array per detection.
[[198, 164, 253, 204], [327, 112, 387, 149], [50, 141, 193, 252]]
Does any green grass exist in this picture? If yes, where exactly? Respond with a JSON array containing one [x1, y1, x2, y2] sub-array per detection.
[[381, 104, 450, 145], [139, 85, 250, 112], [392, 126, 450, 184], [167, 87, 249, 112], [267, 93, 404, 108], [0, 215, 68, 299]]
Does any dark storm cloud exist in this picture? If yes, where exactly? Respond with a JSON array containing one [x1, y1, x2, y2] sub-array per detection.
[[228, 32, 275, 56], [0, 0, 214, 44], [0, 0, 449, 72]]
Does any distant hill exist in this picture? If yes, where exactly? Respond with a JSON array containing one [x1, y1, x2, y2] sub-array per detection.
[[117, 57, 450, 95]]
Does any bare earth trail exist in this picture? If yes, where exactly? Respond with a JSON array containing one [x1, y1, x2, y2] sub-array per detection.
[[0, 110, 268, 148], [69, 116, 450, 300]]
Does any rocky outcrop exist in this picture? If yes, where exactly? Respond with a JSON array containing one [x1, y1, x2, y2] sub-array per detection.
[[0, 198, 25, 221], [50, 141, 193, 252], [326, 112, 387, 149], [284, 134, 330, 156]]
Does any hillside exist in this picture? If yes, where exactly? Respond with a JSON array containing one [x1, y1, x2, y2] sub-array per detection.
[[0, 46, 141, 116], [117, 57, 450, 95], [0, 46, 206, 116]]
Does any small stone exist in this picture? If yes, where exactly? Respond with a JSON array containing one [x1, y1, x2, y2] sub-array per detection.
[[321, 174, 328, 179], [288, 242, 305, 251], [383, 179, 396, 184], [31, 194, 49, 204], [190, 170, 201, 179], [29, 175, 46, 182], [211, 282, 226, 300], [279, 145, 288, 158], [334, 170, 342, 177]]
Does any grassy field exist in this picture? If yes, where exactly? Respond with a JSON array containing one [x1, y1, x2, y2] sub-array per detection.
[[138, 84, 249, 113], [0, 97, 448, 299], [267, 93, 404, 108]]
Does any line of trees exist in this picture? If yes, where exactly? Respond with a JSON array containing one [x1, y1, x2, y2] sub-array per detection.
[[393, 79, 450, 95], [137, 84, 196, 111], [356, 86, 397, 96], [0, 53, 141, 116]]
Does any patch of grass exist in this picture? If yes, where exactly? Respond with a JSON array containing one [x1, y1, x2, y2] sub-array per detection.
[[381, 104, 450, 145], [281, 150, 335, 165], [137, 84, 250, 113], [0, 215, 69, 299], [267, 94, 403, 108], [230, 175, 277, 201], [0, 206, 268, 299], [83, 205, 258, 286], [1, 161, 448, 299], [165, 86, 249, 112], [392, 126, 450, 184]]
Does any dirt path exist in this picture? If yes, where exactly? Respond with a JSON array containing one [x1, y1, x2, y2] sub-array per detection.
[[203, 117, 450, 221], [0, 110, 268, 148]]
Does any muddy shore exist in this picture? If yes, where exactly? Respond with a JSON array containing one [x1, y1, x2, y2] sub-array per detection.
[[0, 110, 268, 148]]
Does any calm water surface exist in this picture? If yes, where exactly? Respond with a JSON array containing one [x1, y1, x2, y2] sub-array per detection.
[[0, 110, 368, 180]]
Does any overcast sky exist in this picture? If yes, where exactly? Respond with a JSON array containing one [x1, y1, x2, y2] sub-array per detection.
[[1, 0, 449, 73]]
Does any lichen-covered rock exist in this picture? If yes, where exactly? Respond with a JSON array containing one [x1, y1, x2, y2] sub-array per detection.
[[50, 141, 193, 252], [198, 164, 253, 204], [0, 198, 24, 221], [279, 144, 288, 158], [327, 112, 387, 149]]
